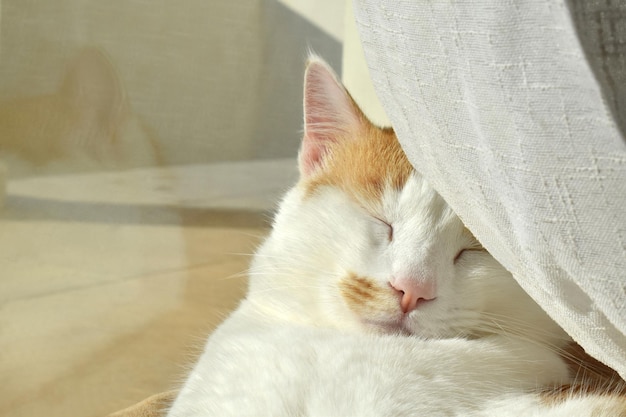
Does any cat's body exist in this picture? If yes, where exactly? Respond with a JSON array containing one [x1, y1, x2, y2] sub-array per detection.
[[167, 58, 625, 416], [175, 316, 569, 416]]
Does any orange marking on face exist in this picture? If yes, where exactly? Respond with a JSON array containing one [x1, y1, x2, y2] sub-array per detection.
[[303, 123, 414, 209], [338, 272, 397, 316]]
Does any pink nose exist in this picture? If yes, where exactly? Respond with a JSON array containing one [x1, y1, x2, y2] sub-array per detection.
[[390, 278, 437, 313]]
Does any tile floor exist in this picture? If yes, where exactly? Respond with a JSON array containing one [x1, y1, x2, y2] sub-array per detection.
[[1, 159, 297, 417]]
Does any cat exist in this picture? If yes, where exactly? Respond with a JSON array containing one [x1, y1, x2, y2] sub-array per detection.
[[166, 57, 625, 416], [0, 47, 162, 205]]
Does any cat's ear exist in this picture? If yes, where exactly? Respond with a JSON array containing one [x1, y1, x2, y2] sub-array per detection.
[[59, 47, 129, 136], [299, 57, 364, 177]]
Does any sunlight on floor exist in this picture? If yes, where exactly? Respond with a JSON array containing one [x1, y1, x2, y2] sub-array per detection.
[[0, 159, 296, 417]]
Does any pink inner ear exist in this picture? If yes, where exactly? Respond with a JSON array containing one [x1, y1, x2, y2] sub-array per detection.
[[298, 136, 325, 177], [299, 58, 362, 177]]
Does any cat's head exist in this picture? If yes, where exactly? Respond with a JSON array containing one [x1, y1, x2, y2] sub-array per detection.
[[249, 57, 569, 347]]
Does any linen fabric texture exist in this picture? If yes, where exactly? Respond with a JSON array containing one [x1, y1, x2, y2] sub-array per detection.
[[354, 0, 626, 378]]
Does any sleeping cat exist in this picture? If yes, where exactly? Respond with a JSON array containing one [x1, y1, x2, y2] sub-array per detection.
[[0, 47, 162, 205], [167, 57, 625, 416]]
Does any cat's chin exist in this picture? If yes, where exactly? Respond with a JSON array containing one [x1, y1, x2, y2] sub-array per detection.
[[362, 318, 412, 336]]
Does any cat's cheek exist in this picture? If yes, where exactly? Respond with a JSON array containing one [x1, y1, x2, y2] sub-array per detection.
[[345, 235, 392, 289]]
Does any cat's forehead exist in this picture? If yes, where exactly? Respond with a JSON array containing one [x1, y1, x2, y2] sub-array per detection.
[[303, 125, 414, 210]]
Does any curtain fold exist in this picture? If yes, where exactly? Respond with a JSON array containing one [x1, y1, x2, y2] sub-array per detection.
[[354, 0, 626, 378]]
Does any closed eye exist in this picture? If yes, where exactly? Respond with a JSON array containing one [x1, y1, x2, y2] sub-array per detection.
[[374, 217, 393, 242]]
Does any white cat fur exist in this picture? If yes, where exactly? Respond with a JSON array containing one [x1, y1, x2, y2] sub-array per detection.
[[167, 58, 621, 417]]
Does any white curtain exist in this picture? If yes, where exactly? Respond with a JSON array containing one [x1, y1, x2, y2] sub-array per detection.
[[353, 0, 626, 378]]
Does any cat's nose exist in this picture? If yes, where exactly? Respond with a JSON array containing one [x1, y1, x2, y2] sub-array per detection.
[[389, 278, 437, 313]]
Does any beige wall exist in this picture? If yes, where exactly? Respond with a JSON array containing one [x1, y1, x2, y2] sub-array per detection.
[[279, 0, 344, 41], [0, 0, 343, 165]]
